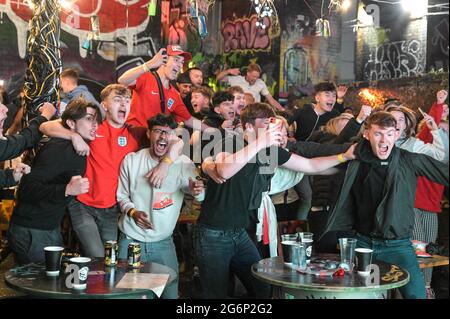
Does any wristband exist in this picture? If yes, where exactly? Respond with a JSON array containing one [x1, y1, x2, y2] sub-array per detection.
[[127, 208, 137, 218], [337, 153, 346, 163], [161, 156, 173, 165], [336, 98, 344, 104], [142, 63, 150, 73]]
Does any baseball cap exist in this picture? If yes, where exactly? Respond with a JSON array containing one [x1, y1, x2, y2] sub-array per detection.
[[166, 45, 192, 62]]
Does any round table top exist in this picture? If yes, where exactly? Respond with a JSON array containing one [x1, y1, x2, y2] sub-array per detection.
[[4, 258, 177, 299], [252, 256, 409, 293]]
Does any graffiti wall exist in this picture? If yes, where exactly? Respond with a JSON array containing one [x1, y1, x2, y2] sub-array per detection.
[[161, 0, 212, 57], [219, 0, 280, 97], [221, 15, 272, 53], [427, 15, 449, 71], [356, 1, 427, 81], [363, 39, 426, 80], [277, 0, 342, 99], [0, 0, 160, 97]]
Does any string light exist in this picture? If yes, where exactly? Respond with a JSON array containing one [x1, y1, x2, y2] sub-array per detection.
[[252, 0, 278, 32], [342, 0, 351, 11], [59, 0, 72, 10], [23, 0, 62, 116]]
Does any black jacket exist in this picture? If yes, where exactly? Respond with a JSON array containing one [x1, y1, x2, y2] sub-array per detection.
[[308, 118, 362, 207], [289, 102, 344, 141], [323, 140, 449, 240], [0, 115, 47, 188], [11, 138, 87, 230]]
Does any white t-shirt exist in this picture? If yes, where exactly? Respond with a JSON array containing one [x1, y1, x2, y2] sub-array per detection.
[[227, 75, 270, 102]]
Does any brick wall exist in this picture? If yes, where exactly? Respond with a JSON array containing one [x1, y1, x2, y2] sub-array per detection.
[[356, 1, 428, 81]]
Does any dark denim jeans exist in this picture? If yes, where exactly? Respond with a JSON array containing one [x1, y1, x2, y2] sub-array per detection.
[[7, 223, 63, 265], [193, 224, 270, 299], [68, 200, 120, 258], [355, 234, 426, 299]]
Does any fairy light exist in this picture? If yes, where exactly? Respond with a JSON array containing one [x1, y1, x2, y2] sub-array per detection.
[[342, 0, 351, 11], [253, 0, 276, 30], [25, 0, 35, 10], [60, 0, 72, 10]]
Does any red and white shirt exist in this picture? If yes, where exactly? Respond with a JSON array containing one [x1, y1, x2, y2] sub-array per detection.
[[77, 121, 145, 208], [126, 72, 191, 127]]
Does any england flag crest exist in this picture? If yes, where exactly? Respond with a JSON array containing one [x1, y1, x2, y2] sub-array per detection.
[[118, 136, 127, 147]]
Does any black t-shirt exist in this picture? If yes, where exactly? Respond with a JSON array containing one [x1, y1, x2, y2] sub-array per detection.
[[199, 135, 292, 230], [351, 155, 390, 237]]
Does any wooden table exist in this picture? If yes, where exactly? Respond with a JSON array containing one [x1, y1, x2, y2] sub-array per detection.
[[418, 255, 449, 269], [252, 256, 409, 299], [4, 258, 177, 299]]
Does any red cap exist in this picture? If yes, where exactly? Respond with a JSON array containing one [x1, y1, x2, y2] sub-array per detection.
[[166, 45, 192, 62]]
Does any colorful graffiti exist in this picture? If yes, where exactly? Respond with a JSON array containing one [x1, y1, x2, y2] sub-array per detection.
[[278, 9, 340, 98], [0, 0, 149, 58], [221, 15, 272, 53], [0, 0, 160, 90], [161, 0, 203, 54]]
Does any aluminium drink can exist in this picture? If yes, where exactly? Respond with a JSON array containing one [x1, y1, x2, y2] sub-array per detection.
[[127, 242, 141, 268], [104, 240, 118, 266]]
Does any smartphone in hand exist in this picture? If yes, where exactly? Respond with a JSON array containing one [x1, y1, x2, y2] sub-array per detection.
[[418, 107, 427, 117]]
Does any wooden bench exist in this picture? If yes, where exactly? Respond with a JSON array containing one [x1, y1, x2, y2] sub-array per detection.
[[418, 255, 449, 269]]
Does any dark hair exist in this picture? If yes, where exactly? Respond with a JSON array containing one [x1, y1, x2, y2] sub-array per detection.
[[176, 72, 191, 84], [240, 102, 275, 127], [60, 68, 79, 82], [100, 84, 130, 101], [314, 82, 336, 95], [187, 67, 202, 74], [61, 98, 102, 129], [147, 113, 178, 130], [212, 91, 234, 109], [364, 111, 397, 130]]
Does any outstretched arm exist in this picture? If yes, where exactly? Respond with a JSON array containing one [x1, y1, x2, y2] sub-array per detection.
[[0, 102, 56, 161], [282, 144, 355, 174], [118, 48, 167, 87], [265, 93, 284, 111], [216, 68, 240, 82]]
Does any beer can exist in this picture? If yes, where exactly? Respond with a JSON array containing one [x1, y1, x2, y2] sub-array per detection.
[[127, 242, 141, 268], [104, 240, 118, 266], [105, 265, 116, 286]]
